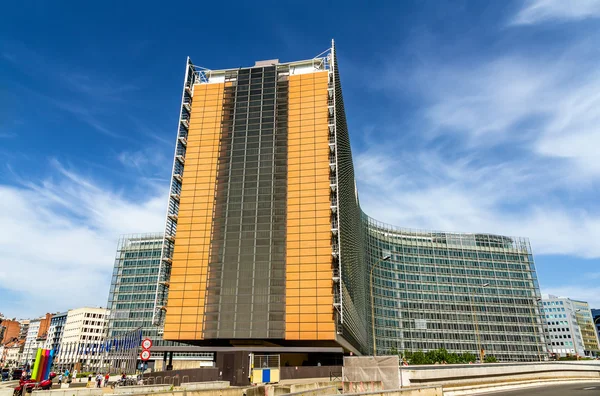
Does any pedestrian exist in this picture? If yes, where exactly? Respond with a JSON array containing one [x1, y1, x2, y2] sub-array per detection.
[[88, 373, 92, 383], [96, 373, 102, 388], [58, 373, 63, 385], [104, 373, 109, 387]]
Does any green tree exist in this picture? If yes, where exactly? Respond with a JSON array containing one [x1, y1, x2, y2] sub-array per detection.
[[409, 351, 429, 365], [459, 352, 477, 364], [484, 355, 498, 363]]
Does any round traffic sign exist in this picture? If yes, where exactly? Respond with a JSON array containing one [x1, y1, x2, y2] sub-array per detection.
[[140, 350, 151, 361], [141, 338, 153, 350]]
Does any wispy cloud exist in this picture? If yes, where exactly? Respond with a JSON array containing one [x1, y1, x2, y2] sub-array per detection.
[[356, 147, 600, 258], [60, 72, 139, 100], [2, 40, 138, 140], [511, 0, 600, 25], [117, 146, 170, 175], [0, 160, 167, 318], [356, 15, 600, 262], [382, 34, 600, 179]]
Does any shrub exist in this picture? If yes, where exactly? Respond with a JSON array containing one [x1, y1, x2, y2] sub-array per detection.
[[484, 355, 498, 363]]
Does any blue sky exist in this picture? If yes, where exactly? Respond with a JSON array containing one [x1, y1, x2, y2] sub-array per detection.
[[1, 0, 600, 319]]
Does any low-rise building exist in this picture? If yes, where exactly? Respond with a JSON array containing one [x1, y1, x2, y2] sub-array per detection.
[[542, 295, 600, 358], [4, 339, 24, 367], [0, 319, 20, 344]]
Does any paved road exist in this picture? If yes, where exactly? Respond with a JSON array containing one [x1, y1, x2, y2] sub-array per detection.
[[474, 382, 600, 395]]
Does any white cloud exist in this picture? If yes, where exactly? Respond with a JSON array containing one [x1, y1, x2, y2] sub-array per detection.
[[0, 160, 167, 318], [356, 148, 600, 258], [411, 51, 600, 179], [117, 146, 169, 173], [511, 0, 600, 25]]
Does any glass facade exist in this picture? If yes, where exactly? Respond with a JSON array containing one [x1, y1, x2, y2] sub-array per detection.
[[155, 42, 546, 360], [107, 233, 213, 361], [108, 234, 164, 342], [161, 49, 355, 350], [572, 300, 600, 356], [205, 66, 287, 339], [364, 217, 546, 361]]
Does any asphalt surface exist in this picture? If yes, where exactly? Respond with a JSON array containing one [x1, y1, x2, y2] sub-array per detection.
[[474, 382, 600, 395]]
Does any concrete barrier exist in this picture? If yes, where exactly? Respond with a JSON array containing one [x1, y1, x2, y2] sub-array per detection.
[[0, 388, 13, 396], [106, 387, 244, 396], [187, 389, 242, 396], [113, 385, 171, 394], [182, 382, 230, 391], [403, 361, 600, 388], [245, 380, 344, 396], [344, 387, 442, 396], [32, 389, 104, 396], [0, 381, 19, 389], [289, 381, 344, 393], [278, 385, 339, 396], [112, 381, 231, 394], [342, 382, 383, 393]]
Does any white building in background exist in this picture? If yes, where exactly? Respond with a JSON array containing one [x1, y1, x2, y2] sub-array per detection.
[[58, 307, 109, 370], [541, 295, 600, 358], [5, 340, 24, 367], [21, 319, 41, 365], [18, 320, 30, 340]]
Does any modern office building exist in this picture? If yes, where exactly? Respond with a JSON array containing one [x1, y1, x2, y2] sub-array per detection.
[[58, 307, 109, 370], [592, 309, 600, 346], [152, 41, 545, 370], [365, 218, 546, 361], [107, 233, 212, 370], [572, 300, 600, 356], [541, 296, 600, 357]]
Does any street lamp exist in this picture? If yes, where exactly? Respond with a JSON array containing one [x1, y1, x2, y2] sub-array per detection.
[[370, 254, 391, 356], [468, 283, 489, 362]]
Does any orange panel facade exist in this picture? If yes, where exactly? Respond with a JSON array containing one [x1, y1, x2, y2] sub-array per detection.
[[163, 83, 224, 341], [286, 71, 336, 341]]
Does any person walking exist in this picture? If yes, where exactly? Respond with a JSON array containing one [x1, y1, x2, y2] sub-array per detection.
[[57, 373, 63, 386], [95, 373, 102, 388], [104, 373, 109, 387]]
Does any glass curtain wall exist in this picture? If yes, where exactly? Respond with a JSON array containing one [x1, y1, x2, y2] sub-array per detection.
[[205, 66, 288, 339], [363, 216, 546, 361], [107, 233, 213, 361]]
